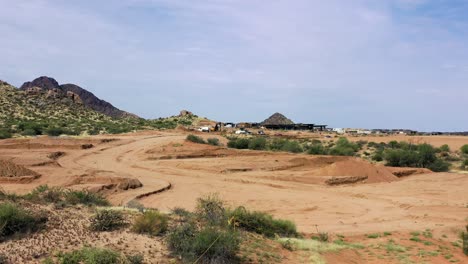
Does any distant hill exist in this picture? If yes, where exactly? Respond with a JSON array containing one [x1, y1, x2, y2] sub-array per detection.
[[0, 80, 197, 137], [261, 112, 294, 125], [20, 76, 137, 118]]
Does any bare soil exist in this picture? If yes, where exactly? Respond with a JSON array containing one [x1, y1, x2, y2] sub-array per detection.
[[0, 131, 467, 263]]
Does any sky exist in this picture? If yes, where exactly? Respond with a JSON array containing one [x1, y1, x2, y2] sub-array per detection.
[[1, 0, 467, 131]]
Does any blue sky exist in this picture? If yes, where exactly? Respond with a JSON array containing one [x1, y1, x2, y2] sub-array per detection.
[[1, 0, 467, 131]]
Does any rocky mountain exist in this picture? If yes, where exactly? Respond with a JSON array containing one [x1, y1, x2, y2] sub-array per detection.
[[261, 112, 294, 125], [0, 79, 197, 137], [20, 76, 137, 119]]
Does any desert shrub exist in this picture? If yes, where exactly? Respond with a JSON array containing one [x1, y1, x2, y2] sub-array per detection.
[[318, 232, 329, 242], [186, 134, 206, 144], [126, 254, 144, 264], [196, 194, 227, 226], [329, 137, 359, 156], [439, 144, 450, 152], [281, 140, 303, 153], [388, 140, 400, 149], [269, 138, 287, 151], [132, 210, 168, 236], [207, 138, 220, 146], [172, 207, 193, 220], [248, 137, 267, 150], [126, 199, 145, 212], [461, 159, 468, 170], [45, 127, 64, 137], [227, 138, 249, 149], [307, 143, 326, 155], [384, 149, 418, 167], [0, 129, 11, 139], [417, 144, 437, 168], [21, 128, 38, 136], [168, 224, 240, 264], [65, 190, 110, 206], [227, 206, 297, 237], [90, 210, 127, 231], [0, 203, 47, 240], [57, 247, 126, 264], [372, 150, 384, 161], [461, 145, 468, 155], [427, 159, 450, 172]]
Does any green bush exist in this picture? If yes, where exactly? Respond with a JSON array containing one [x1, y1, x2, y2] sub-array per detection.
[[329, 137, 359, 156], [168, 224, 240, 264], [427, 159, 450, 172], [196, 194, 227, 226], [65, 190, 110, 206], [207, 138, 220, 146], [372, 150, 384, 162], [227, 138, 249, 149], [131, 210, 168, 236], [186, 134, 206, 144], [90, 210, 127, 231], [57, 247, 127, 264], [281, 140, 303, 153], [439, 144, 450, 152], [21, 128, 38, 136], [307, 143, 326, 155], [126, 254, 144, 264], [0, 203, 47, 240], [248, 137, 267, 150], [0, 129, 11, 139], [227, 206, 297, 238], [45, 127, 64, 137], [461, 145, 468, 155]]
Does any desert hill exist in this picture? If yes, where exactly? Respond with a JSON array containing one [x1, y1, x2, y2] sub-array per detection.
[[261, 112, 294, 125], [0, 79, 199, 136], [20, 76, 137, 119]]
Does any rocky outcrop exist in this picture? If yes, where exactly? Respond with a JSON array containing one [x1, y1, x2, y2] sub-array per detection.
[[179, 110, 193, 117], [20, 76, 138, 118], [261, 112, 294, 125]]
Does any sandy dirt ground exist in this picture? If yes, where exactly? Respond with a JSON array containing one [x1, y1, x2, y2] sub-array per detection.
[[1, 131, 467, 263]]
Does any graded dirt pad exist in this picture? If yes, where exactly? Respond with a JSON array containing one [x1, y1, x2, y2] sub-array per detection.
[[0, 131, 467, 263]]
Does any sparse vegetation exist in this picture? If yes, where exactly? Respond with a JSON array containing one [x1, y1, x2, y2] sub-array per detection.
[[90, 209, 127, 231], [227, 206, 298, 238], [57, 247, 130, 264], [463, 225, 468, 256], [207, 138, 221, 146], [65, 190, 110, 206], [186, 134, 206, 144], [0, 202, 47, 240], [461, 144, 468, 155], [131, 210, 169, 236]]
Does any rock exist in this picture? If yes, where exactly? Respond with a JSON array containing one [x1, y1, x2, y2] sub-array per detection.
[[179, 110, 193, 117], [24, 86, 43, 95], [66, 91, 83, 104], [117, 178, 143, 190]]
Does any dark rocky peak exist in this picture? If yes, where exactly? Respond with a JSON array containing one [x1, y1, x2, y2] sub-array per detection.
[[261, 112, 294, 125], [20, 76, 60, 90]]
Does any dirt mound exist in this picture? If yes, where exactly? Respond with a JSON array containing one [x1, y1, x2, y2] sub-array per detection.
[[0, 159, 39, 177], [0, 159, 40, 183], [261, 112, 294, 125], [310, 157, 398, 183]]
